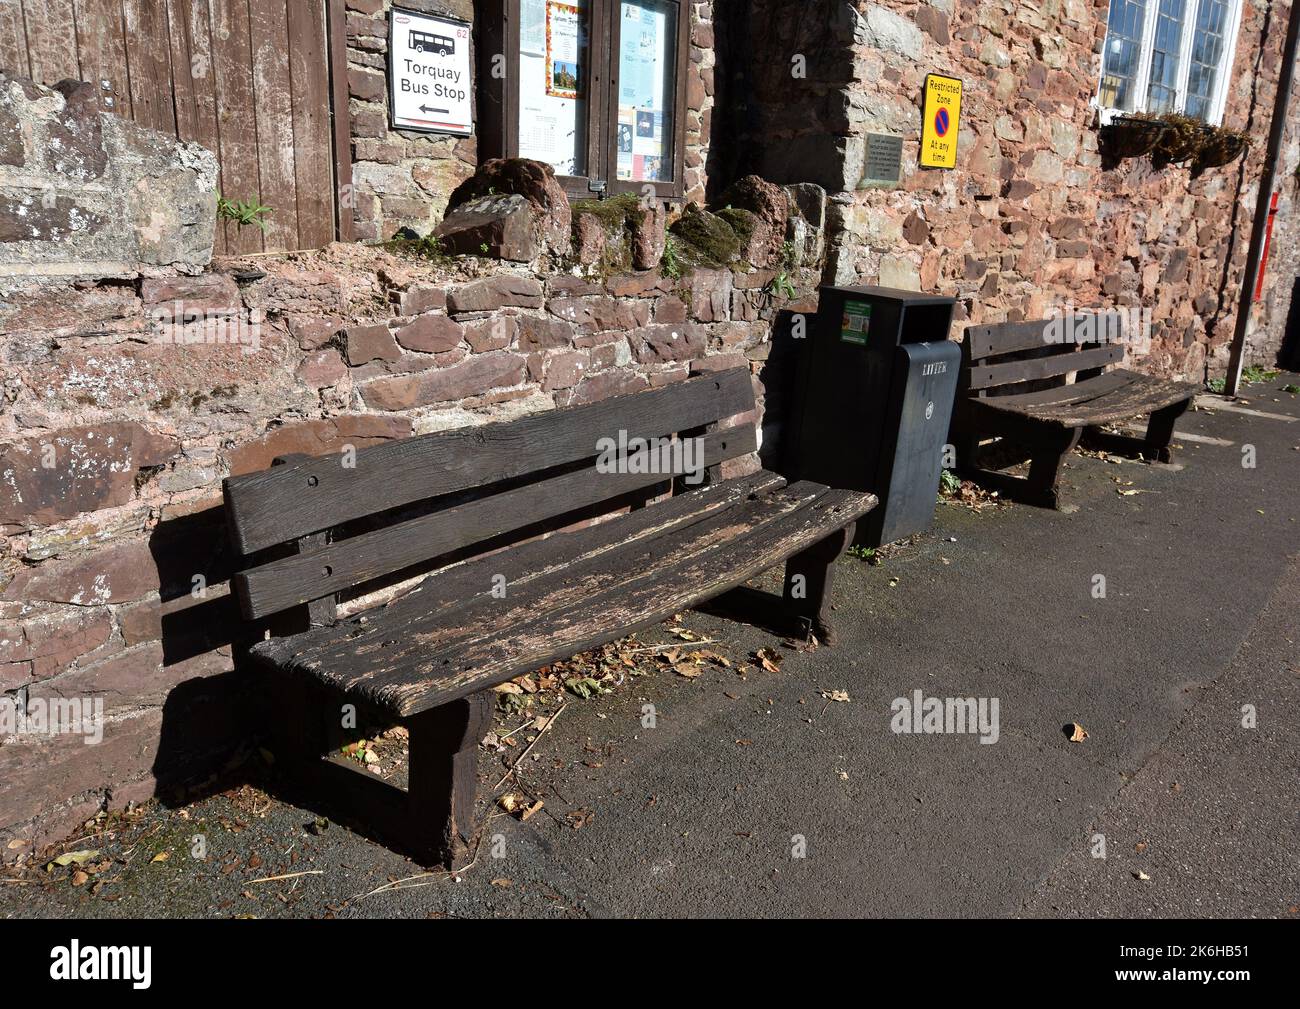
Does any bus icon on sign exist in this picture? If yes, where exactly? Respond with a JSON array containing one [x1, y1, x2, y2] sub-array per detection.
[[411, 30, 454, 56]]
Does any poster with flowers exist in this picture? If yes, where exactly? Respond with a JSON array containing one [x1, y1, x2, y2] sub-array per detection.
[[545, 1, 584, 99]]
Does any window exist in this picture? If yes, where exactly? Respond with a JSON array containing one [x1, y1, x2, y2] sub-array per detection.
[[479, 0, 690, 200], [1097, 0, 1243, 124]]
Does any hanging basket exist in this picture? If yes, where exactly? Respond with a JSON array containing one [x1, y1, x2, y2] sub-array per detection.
[[1100, 114, 1168, 159], [1152, 114, 1212, 165], [1195, 129, 1250, 170]]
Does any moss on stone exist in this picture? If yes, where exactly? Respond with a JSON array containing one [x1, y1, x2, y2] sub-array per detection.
[[668, 205, 741, 267], [570, 192, 641, 236], [716, 206, 758, 250], [386, 234, 454, 265]]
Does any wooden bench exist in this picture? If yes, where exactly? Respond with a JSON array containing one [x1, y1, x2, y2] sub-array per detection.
[[223, 367, 875, 866], [952, 313, 1198, 508]]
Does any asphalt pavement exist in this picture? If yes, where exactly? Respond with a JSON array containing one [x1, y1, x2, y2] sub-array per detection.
[[4, 376, 1297, 919]]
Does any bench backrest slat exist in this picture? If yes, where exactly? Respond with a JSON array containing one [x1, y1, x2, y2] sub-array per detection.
[[224, 367, 754, 556], [965, 319, 1057, 359], [967, 343, 1124, 391], [232, 424, 755, 620], [960, 311, 1131, 396], [224, 367, 758, 620], [966, 309, 1140, 360]]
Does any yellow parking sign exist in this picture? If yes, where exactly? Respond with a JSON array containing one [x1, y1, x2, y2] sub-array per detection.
[[920, 74, 962, 169]]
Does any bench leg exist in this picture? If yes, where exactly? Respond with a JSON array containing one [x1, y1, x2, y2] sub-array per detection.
[[783, 523, 855, 646], [1025, 427, 1082, 509], [1142, 399, 1191, 463], [407, 691, 493, 868]]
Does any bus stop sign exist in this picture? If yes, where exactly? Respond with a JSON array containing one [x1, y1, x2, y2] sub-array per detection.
[[389, 6, 473, 135]]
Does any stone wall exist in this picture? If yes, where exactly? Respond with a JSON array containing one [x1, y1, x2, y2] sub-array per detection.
[[0, 74, 218, 279], [717, 0, 1300, 381], [344, 0, 719, 240]]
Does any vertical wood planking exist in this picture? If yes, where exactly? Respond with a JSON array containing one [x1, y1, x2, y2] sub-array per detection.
[[175, 0, 226, 253], [327, 0, 351, 242], [287, 2, 333, 249], [73, 0, 131, 118], [165, 0, 199, 140], [121, 0, 178, 135], [0, 0, 31, 77], [248, 0, 298, 249], [20, 0, 80, 84], [209, 0, 263, 253]]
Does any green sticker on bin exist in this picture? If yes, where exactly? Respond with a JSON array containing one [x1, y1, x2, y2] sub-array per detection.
[[840, 300, 872, 345]]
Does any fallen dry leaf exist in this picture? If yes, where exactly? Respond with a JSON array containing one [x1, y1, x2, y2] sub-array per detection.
[[754, 648, 783, 673], [46, 849, 99, 870], [1067, 722, 1089, 742], [821, 689, 850, 703]]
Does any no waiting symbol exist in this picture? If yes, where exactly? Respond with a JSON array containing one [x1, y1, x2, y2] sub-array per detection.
[[934, 107, 949, 137]]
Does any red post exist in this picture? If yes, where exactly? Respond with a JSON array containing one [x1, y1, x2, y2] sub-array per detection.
[[1254, 191, 1281, 301]]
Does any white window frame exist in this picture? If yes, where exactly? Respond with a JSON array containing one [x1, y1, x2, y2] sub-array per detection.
[[1095, 0, 1244, 126]]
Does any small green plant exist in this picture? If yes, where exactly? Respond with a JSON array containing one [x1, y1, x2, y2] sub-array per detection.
[[765, 270, 797, 300], [216, 194, 272, 233], [660, 234, 685, 280], [1242, 365, 1280, 384], [780, 239, 798, 269], [1211, 366, 1282, 393], [1281, 383, 1300, 395], [388, 233, 454, 263], [940, 469, 962, 496], [479, 242, 490, 254], [847, 544, 876, 563]]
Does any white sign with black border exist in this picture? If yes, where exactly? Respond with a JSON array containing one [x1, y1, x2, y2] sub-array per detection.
[[389, 7, 473, 135]]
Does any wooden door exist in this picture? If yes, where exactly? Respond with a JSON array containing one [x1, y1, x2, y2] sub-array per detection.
[[0, 0, 342, 253]]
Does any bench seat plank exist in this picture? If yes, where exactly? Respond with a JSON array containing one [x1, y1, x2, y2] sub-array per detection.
[[273, 469, 788, 653], [252, 478, 874, 717], [973, 368, 1197, 428]]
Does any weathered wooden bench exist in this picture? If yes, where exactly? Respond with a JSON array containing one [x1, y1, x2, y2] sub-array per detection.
[[223, 367, 874, 866], [951, 312, 1198, 508]]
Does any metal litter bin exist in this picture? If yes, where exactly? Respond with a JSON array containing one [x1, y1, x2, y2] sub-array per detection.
[[786, 285, 960, 547]]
